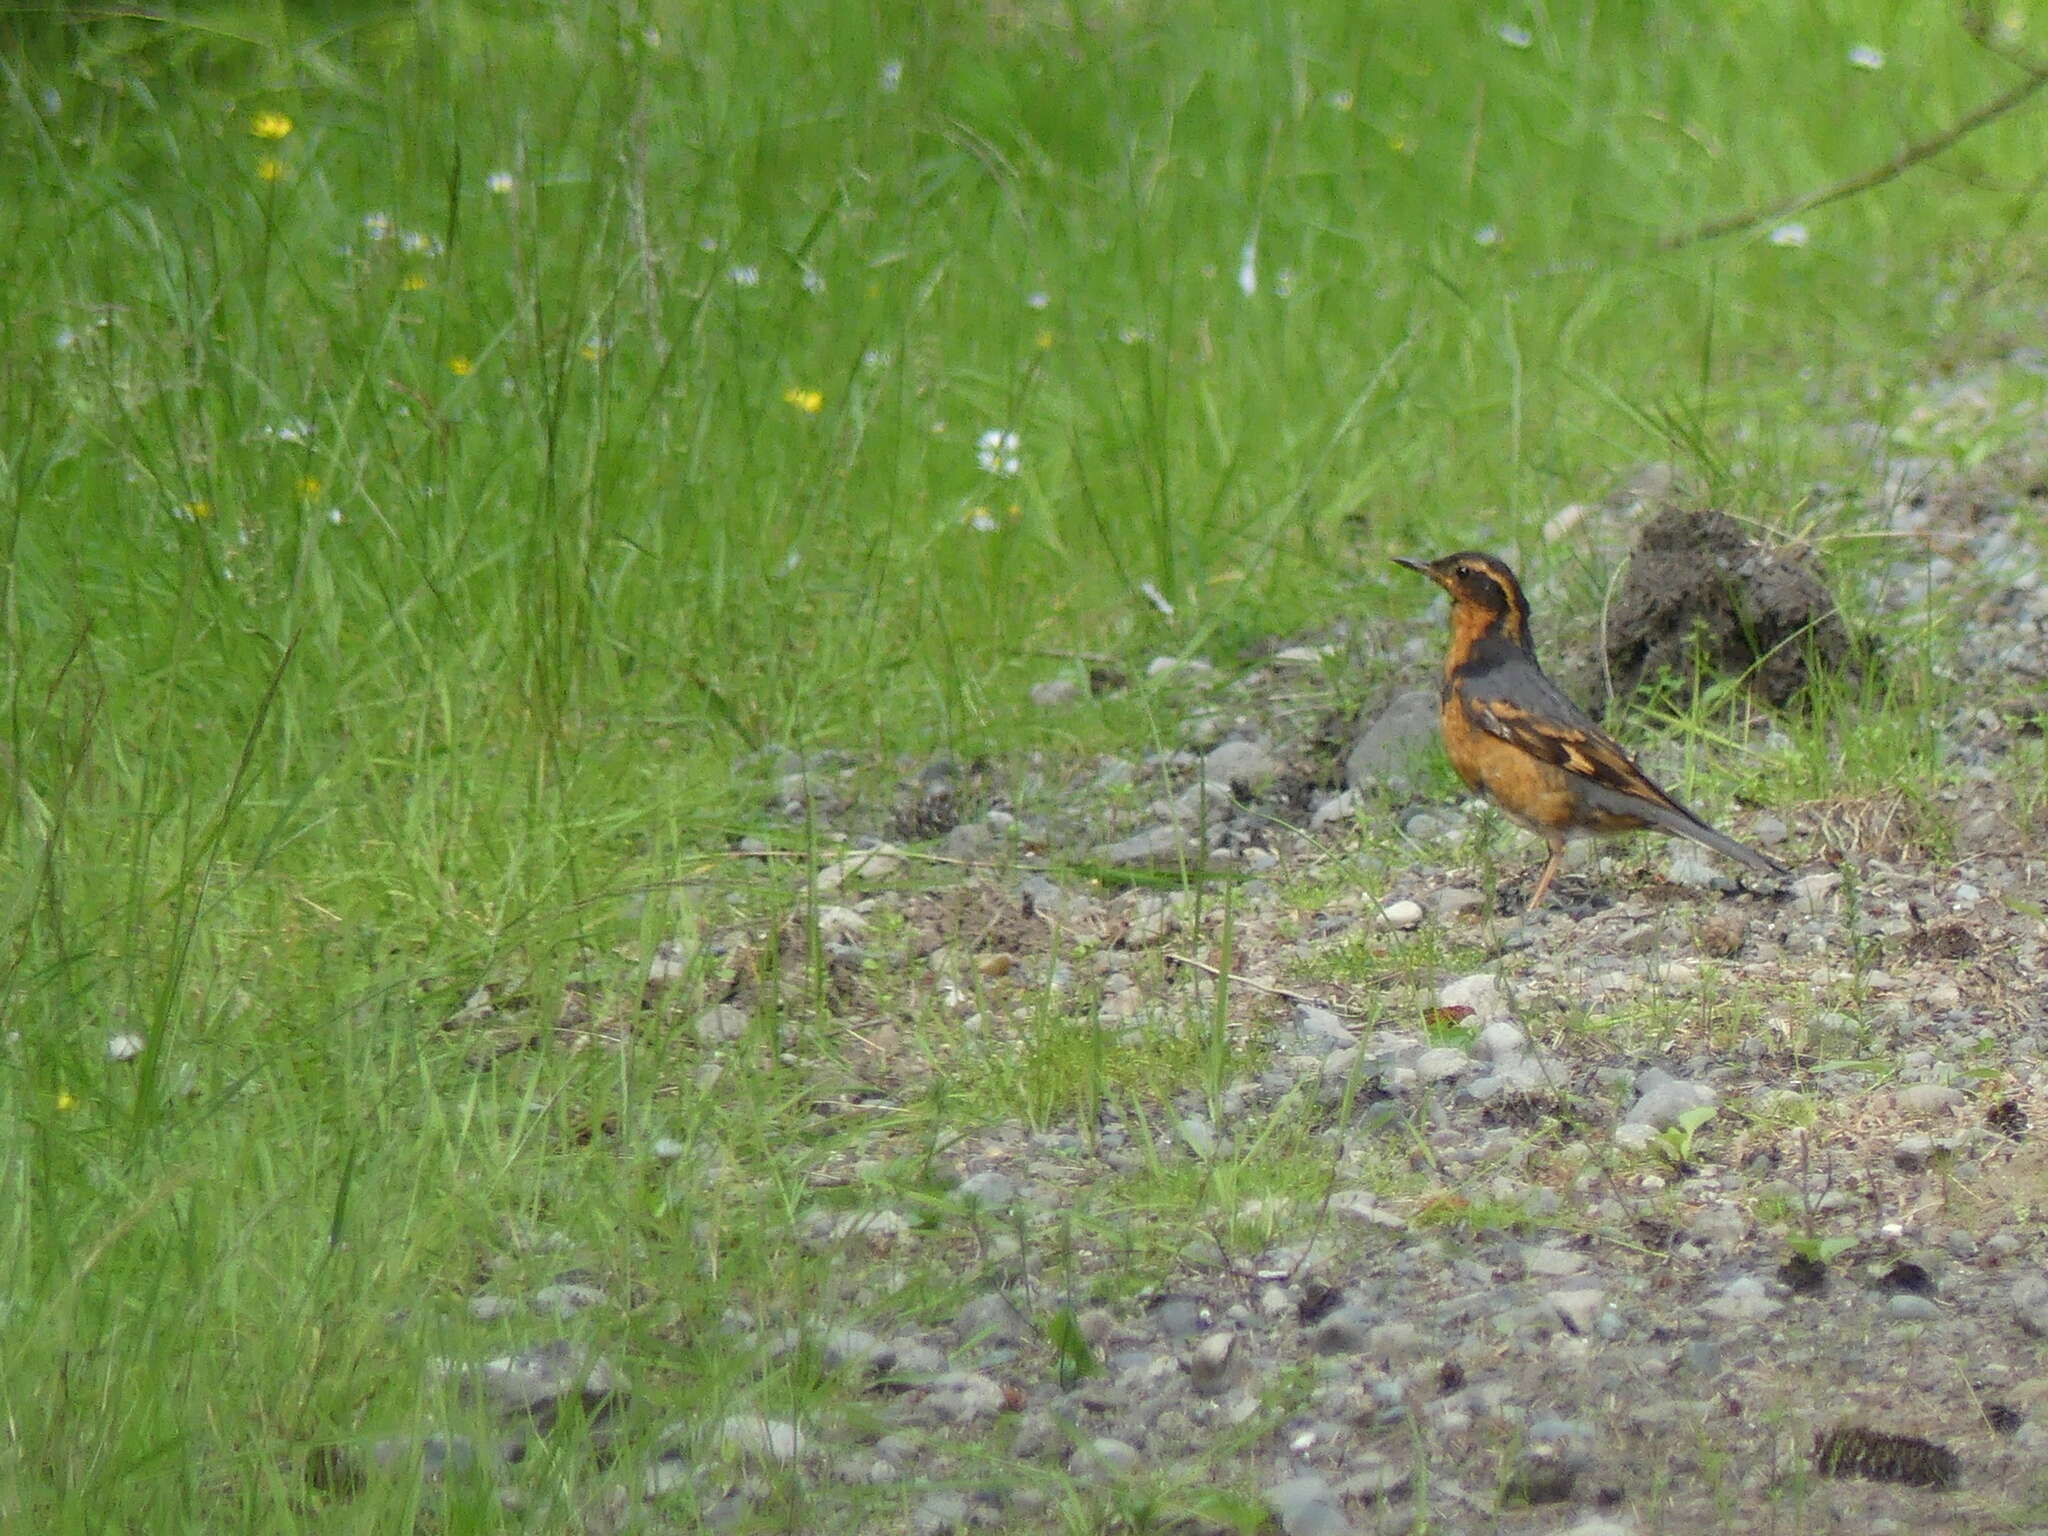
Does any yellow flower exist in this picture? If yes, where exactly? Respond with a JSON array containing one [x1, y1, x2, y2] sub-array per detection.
[[296, 476, 323, 500], [182, 499, 212, 521], [55, 1090, 77, 1112], [1387, 133, 1415, 155], [447, 355, 472, 377], [257, 157, 284, 182], [249, 111, 293, 141], [781, 386, 823, 414], [399, 272, 429, 291], [1034, 329, 1054, 350]]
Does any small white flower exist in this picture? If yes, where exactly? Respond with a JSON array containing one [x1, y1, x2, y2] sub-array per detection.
[[54, 328, 78, 351], [1236, 234, 1259, 297], [1769, 222, 1810, 248], [1138, 581, 1175, 617], [930, 419, 947, 435], [977, 429, 1022, 476], [1117, 325, 1147, 346], [327, 507, 345, 525], [261, 418, 313, 444], [1848, 44, 1885, 71], [778, 549, 801, 576], [1274, 267, 1296, 298], [800, 266, 826, 295], [486, 170, 517, 194], [106, 1032, 146, 1062], [698, 235, 720, 252], [879, 59, 904, 92], [1326, 90, 1354, 111], [397, 230, 445, 256], [1473, 224, 1502, 247], [1025, 290, 1050, 310], [727, 264, 761, 287], [968, 509, 999, 533], [363, 211, 394, 241], [1497, 22, 1533, 48], [861, 347, 891, 370]]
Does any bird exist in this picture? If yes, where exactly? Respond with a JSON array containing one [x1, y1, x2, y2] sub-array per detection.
[[1394, 551, 1788, 912]]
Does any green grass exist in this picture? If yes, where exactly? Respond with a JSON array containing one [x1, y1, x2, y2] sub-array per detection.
[[7, 0, 2048, 1526]]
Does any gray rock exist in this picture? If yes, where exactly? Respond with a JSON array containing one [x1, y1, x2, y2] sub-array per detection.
[[1437, 972, 1510, 1019], [1381, 898, 1425, 930], [468, 1294, 519, 1322], [1073, 1435, 1140, 1476], [1894, 1135, 1936, 1172], [1147, 1296, 1209, 1338], [1474, 1019, 1529, 1061], [918, 1371, 1006, 1426], [1309, 789, 1359, 830], [1434, 886, 1485, 919], [1664, 844, 1719, 888], [1309, 1303, 1376, 1355], [694, 1003, 749, 1044], [1264, 1472, 1358, 1536], [1895, 1083, 1965, 1116], [1546, 1287, 1607, 1335], [532, 1282, 607, 1319], [1029, 678, 1081, 708], [1791, 871, 1842, 912], [1347, 689, 1440, 797], [719, 1414, 807, 1463], [957, 1170, 1021, 1209], [1625, 1075, 1716, 1128], [1521, 1246, 1588, 1278], [956, 1292, 1030, 1346], [1189, 1331, 1240, 1394], [912, 1491, 971, 1534], [1415, 1046, 1473, 1082], [1702, 1275, 1781, 1321], [1887, 1294, 1940, 1321], [1093, 823, 1191, 867], [1291, 1005, 1356, 1056], [2011, 1274, 2048, 1337], [1204, 738, 1279, 791]]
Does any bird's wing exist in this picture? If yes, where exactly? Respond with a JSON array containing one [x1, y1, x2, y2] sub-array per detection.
[[1456, 653, 1689, 815]]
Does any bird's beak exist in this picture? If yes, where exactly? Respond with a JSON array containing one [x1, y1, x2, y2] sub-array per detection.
[[1392, 556, 1445, 588]]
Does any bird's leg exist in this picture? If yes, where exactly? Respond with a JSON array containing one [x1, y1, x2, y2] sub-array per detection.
[[1524, 840, 1566, 913]]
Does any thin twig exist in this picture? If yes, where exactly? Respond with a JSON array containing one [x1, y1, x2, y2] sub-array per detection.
[[1164, 950, 1343, 1012], [1658, 57, 2048, 252]]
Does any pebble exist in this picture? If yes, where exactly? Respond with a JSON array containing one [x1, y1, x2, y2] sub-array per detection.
[[1291, 1005, 1356, 1056], [1264, 1472, 1357, 1536], [106, 1031, 146, 1061], [1474, 1019, 1529, 1061], [531, 1283, 607, 1319], [1624, 1074, 1716, 1129], [1381, 898, 1424, 930], [1346, 688, 1439, 797], [1791, 872, 1842, 912], [1887, 1295, 1940, 1321], [1894, 1083, 1964, 1116], [1189, 1331, 1240, 1394], [1029, 678, 1081, 708], [916, 1371, 1006, 1426], [1075, 1435, 1140, 1475], [694, 1003, 749, 1044], [2011, 1274, 2048, 1337], [1204, 738, 1279, 790], [719, 1414, 807, 1463], [1433, 886, 1485, 918], [1437, 972, 1510, 1020], [1415, 1046, 1473, 1083], [954, 1302, 1032, 1343], [957, 1170, 1021, 1208], [1093, 824, 1191, 867]]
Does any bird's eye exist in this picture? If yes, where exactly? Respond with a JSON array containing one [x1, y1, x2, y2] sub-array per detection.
[[1455, 564, 1473, 579]]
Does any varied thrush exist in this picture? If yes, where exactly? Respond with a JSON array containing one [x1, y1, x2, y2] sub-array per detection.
[[1395, 551, 1787, 911]]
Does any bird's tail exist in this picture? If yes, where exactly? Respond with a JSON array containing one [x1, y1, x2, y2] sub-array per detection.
[[1637, 798, 1788, 876]]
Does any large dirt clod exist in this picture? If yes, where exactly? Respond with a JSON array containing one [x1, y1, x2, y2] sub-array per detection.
[[1602, 508, 1855, 707]]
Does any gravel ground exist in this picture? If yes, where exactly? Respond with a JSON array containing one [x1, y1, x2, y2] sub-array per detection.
[[402, 436, 2048, 1532]]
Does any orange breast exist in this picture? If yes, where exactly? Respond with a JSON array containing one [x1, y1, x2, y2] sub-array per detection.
[[1438, 695, 1651, 840]]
